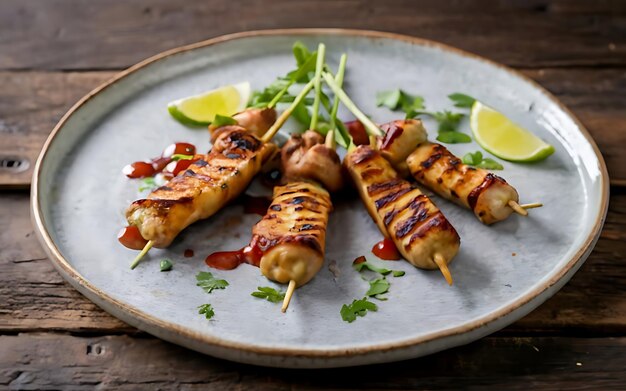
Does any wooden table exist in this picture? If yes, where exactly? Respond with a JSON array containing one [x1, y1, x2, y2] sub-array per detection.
[[1, 1, 624, 388]]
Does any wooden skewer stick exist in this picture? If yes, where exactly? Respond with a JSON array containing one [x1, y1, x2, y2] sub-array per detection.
[[282, 280, 297, 313], [520, 202, 543, 210], [434, 253, 453, 285], [130, 240, 154, 270], [508, 200, 529, 216], [261, 79, 316, 144]]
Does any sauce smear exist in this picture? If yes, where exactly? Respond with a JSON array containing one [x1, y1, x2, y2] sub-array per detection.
[[123, 142, 197, 179], [183, 249, 194, 258], [205, 242, 264, 270], [117, 226, 148, 250], [372, 238, 402, 260]]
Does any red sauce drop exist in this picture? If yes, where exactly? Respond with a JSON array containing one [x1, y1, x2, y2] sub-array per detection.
[[372, 238, 402, 260], [184, 249, 194, 258], [241, 194, 271, 215], [345, 120, 369, 145], [353, 255, 367, 265], [380, 122, 404, 150], [205, 242, 264, 270], [123, 142, 198, 179], [117, 226, 148, 250]]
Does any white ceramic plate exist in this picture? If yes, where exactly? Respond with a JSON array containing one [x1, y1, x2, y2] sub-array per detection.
[[32, 29, 609, 368]]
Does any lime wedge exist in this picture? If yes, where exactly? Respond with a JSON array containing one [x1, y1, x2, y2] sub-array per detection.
[[470, 101, 555, 162], [168, 82, 250, 126]]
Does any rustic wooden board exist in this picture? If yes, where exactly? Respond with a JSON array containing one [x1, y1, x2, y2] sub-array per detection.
[[2, 191, 624, 334], [1, 333, 624, 389], [0, 0, 624, 71], [1, 68, 624, 188]]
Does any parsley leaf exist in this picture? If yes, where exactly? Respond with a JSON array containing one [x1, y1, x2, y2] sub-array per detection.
[[354, 260, 391, 275], [448, 93, 476, 108], [138, 177, 157, 192], [159, 259, 173, 272], [196, 271, 229, 294], [436, 131, 472, 144], [463, 151, 503, 170], [198, 304, 215, 320], [340, 298, 378, 323], [392, 270, 405, 277], [431, 110, 464, 133], [366, 277, 390, 297], [251, 286, 285, 303], [212, 114, 237, 127]]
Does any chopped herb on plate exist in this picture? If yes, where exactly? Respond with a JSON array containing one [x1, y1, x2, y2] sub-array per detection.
[[198, 304, 215, 320], [462, 151, 504, 170], [196, 271, 229, 294], [159, 259, 173, 272], [251, 286, 285, 303], [340, 298, 378, 323]]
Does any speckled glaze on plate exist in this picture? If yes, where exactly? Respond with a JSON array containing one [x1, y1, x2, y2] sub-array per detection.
[[31, 29, 609, 368]]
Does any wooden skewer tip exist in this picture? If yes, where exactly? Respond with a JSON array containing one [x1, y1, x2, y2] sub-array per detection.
[[508, 200, 529, 216], [434, 253, 453, 286], [130, 240, 153, 270], [281, 280, 297, 313], [520, 202, 543, 210]]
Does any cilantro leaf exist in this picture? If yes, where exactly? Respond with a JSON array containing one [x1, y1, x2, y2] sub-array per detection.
[[138, 177, 157, 192], [366, 277, 390, 297], [198, 304, 215, 320], [392, 270, 405, 277], [212, 114, 237, 127], [376, 89, 401, 109], [376, 89, 424, 115], [448, 93, 476, 108], [463, 151, 503, 170], [251, 286, 285, 303], [196, 271, 229, 294], [430, 110, 464, 133], [292, 41, 313, 67], [436, 131, 472, 144], [340, 298, 378, 323], [353, 259, 391, 275]]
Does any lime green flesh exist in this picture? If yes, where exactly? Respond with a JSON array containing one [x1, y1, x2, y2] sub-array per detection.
[[470, 101, 555, 162], [168, 83, 249, 126]]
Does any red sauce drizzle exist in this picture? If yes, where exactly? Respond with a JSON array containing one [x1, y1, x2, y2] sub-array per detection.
[[345, 120, 369, 145], [240, 194, 271, 216], [205, 241, 264, 270], [123, 142, 197, 179], [353, 255, 367, 265], [184, 249, 194, 258], [372, 238, 402, 260], [380, 123, 404, 150], [117, 226, 148, 250]]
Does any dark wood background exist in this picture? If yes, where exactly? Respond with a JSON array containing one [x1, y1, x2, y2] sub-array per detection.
[[1, 1, 625, 389]]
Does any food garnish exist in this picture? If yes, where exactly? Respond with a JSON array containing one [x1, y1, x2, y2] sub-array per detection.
[[340, 298, 378, 323], [196, 271, 229, 294], [462, 151, 504, 170], [251, 287, 286, 303], [168, 82, 250, 126], [159, 259, 173, 272], [198, 304, 215, 320]]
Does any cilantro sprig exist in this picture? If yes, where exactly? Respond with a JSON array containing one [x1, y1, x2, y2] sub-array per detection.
[[448, 93, 476, 108], [138, 177, 157, 192], [340, 298, 378, 323], [251, 286, 286, 303], [462, 151, 504, 170], [198, 304, 215, 320], [196, 271, 229, 294]]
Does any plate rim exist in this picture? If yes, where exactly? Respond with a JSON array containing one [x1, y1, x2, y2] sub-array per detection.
[[30, 28, 610, 362]]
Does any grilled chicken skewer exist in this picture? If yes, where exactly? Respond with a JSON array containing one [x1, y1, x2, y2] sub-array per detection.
[[406, 142, 521, 225], [344, 144, 460, 284], [124, 108, 278, 268]]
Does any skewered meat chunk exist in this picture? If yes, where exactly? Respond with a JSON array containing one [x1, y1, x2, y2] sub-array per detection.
[[209, 107, 277, 140], [345, 145, 460, 271], [281, 130, 344, 192], [251, 181, 333, 286], [406, 142, 519, 225], [126, 127, 276, 247], [377, 119, 427, 176]]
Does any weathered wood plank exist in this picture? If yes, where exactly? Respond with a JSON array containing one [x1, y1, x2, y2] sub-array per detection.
[[0, 0, 624, 71], [1, 333, 624, 389], [1, 191, 624, 334], [1, 68, 624, 188]]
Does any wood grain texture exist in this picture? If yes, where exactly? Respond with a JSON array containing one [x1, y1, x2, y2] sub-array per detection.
[[0, 0, 625, 71], [1, 68, 624, 188], [1, 333, 625, 389], [1, 191, 624, 334]]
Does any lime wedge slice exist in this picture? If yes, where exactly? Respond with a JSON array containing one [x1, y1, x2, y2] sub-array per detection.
[[470, 101, 555, 162], [168, 82, 250, 126]]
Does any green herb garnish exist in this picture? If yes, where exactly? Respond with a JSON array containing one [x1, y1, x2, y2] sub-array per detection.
[[353, 257, 404, 277], [196, 271, 229, 294], [436, 131, 472, 144], [376, 89, 424, 114], [340, 298, 378, 323], [448, 93, 476, 108], [160, 259, 173, 272], [138, 177, 157, 192], [251, 286, 286, 303], [462, 151, 504, 170], [392, 270, 405, 277], [212, 114, 237, 127], [366, 277, 390, 297], [198, 304, 215, 320]]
